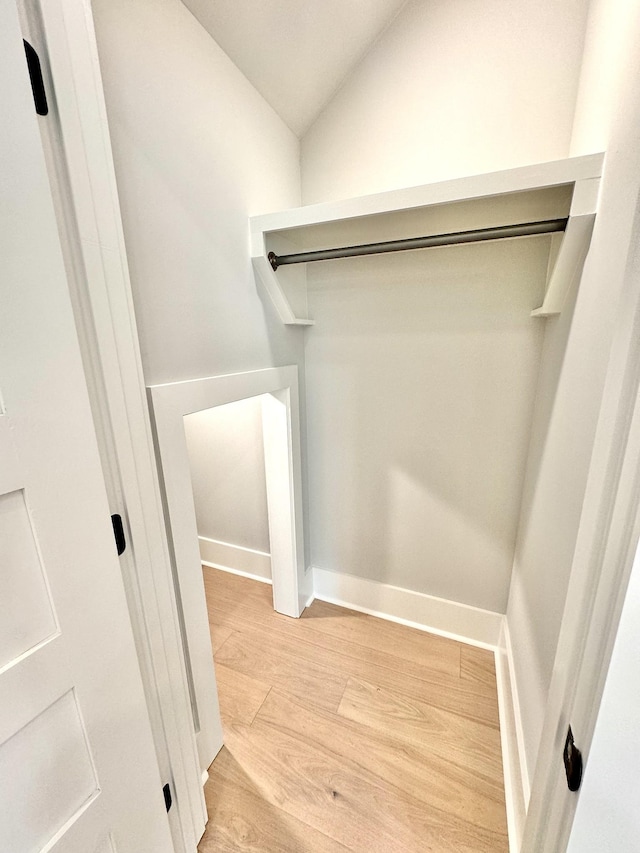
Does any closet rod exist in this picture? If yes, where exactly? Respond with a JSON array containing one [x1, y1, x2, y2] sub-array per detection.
[[267, 217, 568, 270]]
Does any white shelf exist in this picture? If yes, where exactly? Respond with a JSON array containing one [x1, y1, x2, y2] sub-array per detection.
[[250, 154, 604, 325]]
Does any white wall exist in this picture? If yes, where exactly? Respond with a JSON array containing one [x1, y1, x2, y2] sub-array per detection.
[[92, 0, 310, 565], [300, 0, 589, 613], [184, 398, 270, 571], [569, 0, 640, 157], [305, 233, 549, 613], [92, 0, 302, 386], [301, 0, 589, 204], [567, 540, 640, 852], [507, 0, 640, 787]]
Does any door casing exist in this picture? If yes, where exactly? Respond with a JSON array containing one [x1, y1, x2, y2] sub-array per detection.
[[148, 366, 308, 775]]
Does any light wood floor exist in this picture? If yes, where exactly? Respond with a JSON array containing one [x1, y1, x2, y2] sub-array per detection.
[[198, 567, 508, 853]]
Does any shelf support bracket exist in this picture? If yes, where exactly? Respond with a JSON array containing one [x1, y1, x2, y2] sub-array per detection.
[[532, 178, 600, 317], [250, 228, 315, 326]]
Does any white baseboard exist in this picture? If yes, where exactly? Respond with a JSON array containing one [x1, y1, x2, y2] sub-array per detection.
[[312, 566, 503, 649], [506, 622, 530, 805], [495, 619, 529, 852], [199, 536, 272, 583]]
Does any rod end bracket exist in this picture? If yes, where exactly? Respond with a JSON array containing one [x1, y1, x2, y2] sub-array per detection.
[[268, 251, 280, 271]]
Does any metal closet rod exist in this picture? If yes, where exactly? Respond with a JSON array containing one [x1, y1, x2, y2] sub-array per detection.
[[267, 217, 568, 270]]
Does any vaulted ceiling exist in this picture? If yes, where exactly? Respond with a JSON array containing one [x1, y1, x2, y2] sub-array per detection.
[[181, 0, 409, 136]]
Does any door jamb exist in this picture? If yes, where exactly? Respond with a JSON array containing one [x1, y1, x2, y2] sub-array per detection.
[[521, 196, 640, 851]]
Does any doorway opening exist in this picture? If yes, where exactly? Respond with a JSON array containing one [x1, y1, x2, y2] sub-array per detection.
[[184, 396, 274, 590], [147, 366, 308, 775]]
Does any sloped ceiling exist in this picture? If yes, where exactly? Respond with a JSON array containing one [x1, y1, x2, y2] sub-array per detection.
[[181, 0, 409, 136]]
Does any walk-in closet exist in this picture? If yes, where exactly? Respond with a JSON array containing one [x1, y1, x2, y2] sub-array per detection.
[[10, 0, 636, 851]]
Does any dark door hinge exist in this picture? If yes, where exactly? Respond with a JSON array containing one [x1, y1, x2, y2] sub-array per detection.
[[111, 514, 126, 556], [563, 726, 583, 792], [163, 782, 172, 812], [23, 40, 48, 116]]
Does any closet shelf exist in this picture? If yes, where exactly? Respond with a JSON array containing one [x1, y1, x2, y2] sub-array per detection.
[[250, 154, 603, 325]]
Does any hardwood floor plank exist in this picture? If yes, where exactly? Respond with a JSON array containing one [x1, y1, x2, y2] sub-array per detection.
[[257, 688, 507, 843], [199, 748, 349, 853], [211, 600, 462, 684], [303, 597, 462, 668], [210, 622, 234, 654], [223, 699, 506, 852], [338, 677, 504, 784], [213, 609, 498, 727], [203, 568, 273, 612], [219, 719, 405, 852], [460, 645, 498, 691], [214, 627, 349, 713], [204, 567, 462, 681], [214, 661, 271, 725], [207, 566, 463, 667], [200, 568, 508, 852]]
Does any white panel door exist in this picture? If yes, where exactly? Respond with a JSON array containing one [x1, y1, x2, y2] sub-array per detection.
[[0, 3, 173, 852]]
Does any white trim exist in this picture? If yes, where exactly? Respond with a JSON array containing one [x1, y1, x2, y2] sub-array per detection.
[[200, 536, 270, 558], [198, 536, 271, 581], [148, 367, 308, 777], [201, 561, 272, 586], [495, 620, 529, 852], [252, 154, 604, 234], [532, 177, 598, 316], [504, 622, 531, 805], [522, 273, 640, 851], [312, 566, 502, 649], [149, 367, 308, 616], [261, 386, 308, 615]]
